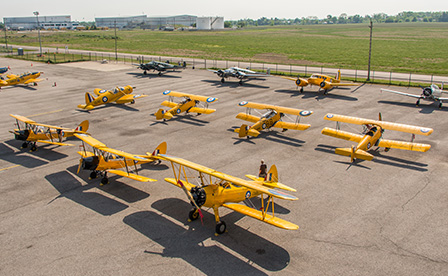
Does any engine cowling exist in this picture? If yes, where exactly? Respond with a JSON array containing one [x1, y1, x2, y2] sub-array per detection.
[[423, 87, 432, 97], [190, 187, 206, 207], [296, 78, 308, 87], [320, 81, 332, 90]]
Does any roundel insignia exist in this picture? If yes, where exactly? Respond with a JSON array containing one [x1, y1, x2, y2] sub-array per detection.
[[99, 89, 107, 93], [163, 90, 171, 95], [206, 97, 216, 103], [367, 142, 371, 149], [177, 109, 182, 114], [262, 123, 266, 129], [420, 128, 431, 133], [245, 191, 251, 199], [102, 96, 108, 102], [239, 101, 248, 106], [326, 114, 334, 119], [299, 110, 312, 117], [133, 94, 141, 98]]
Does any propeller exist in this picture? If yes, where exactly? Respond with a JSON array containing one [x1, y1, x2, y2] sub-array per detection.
[[177, 180, 203, 224], [77, 158, 83, 174], [378, 112, 382, 121]]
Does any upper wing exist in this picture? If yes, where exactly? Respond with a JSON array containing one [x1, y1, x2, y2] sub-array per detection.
[[321, 127, 364, 143], [238, 101, 312, 116], [323, 113, 433, 136], [24, 78, 43, 84], [281, 76, 298, 81], [377, 139, 431, 152], [159, 154, 298, 201], [74, 133, 106, 148], [115, 94, 147, 104], [381, 88, 421, 99], [162, 90, 218, 103], [10, 114, 35, 124], [236, 113, 261, 123]]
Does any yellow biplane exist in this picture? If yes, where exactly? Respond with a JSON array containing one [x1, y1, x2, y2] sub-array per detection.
[[155, 90, 218, 121], [77, 85, 147, 110], [10, 114, 89, 152], [234, 101, 313, 138], [321, 113, 433, 162], [159, 154, 298, 235], [0, 71, 44, 88], [282, 70, 358, 94], [74, 133, 166, 185]]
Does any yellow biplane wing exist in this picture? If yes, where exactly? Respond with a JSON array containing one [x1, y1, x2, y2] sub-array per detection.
[[74, 133, 106, 148], [159, 154, 298, 201], [274, 121, 310, 131], [223, 203, 298, 230], [107, 169, 156, 182], [188, 107, 216, 114], [115, 94, 147, 104], [162, 90, 218, 103], [238, 101, 313, 116], [24, 78, 43, 84], [235, 113, 260, 123], [378, 139, 431, 152], [161, 100, 178, 108], [10, 114, 36, 124], [321, 127, 364, 143], [281, 76, 298, 81], [36, 140, 74, 146], [323, 114, 433, 136]]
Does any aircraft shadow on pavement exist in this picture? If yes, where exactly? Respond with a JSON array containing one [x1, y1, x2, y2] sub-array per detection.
[[0, 85, 38, 91], [123, 198, 291, 274], [66, 164, 151, 204], [45, 170, 128, 216], [228, 127, 305, 147], [126, 72, 182, 79], [150, 114, 210, 127], [76, 103, 140, 113], [377, 100, 448, 114], [140, 162, 170, 171], [244, 197, 291, 215], [274, 89, 358, 101], [0, 142, 49, 168], [315, 144, 428, 171], [4, 139, 68, 162], [201, 79, 270, 89]]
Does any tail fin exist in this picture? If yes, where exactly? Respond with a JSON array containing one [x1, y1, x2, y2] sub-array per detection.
[[238, 124, 249, 137], [152, 141, 167, 156], [155, 109, 165, 120], [75, 120, 89, 132], [265, 165, 278, 183], [336, 70, 341, 81], [85, 92, 95, 104]]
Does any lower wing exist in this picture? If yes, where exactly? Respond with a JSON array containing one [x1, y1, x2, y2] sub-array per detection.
[[24, 78, 43, 84], [164, 177, 196, 189], [108, 169, 156, 182], [236, 113, 260, 123], [188, 107, 216, 114], [160, 100, 178, 108], [331, 82, 358, 87], [274, 121, 310, 131], [378, 139, 431, 152], [115, 94, 147, 104], [321, 127, 364, 143], [223, 203, 299, 230], [381, 88, 421, 99], [37, 140, 73, 146]]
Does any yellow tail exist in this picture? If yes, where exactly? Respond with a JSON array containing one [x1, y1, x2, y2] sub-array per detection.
[[85, 92, 96, 104], [335, 147, 374, 161], [265, 165, 278, 182], [76, 120, 89, 132], [238, 124, 249, 137], [336, 70, 341, 81]]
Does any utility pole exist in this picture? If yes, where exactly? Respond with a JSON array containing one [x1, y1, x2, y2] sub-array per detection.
[[33, 11, 43, 56], [367, 19, 373, 81], [114, 20, 118, 61]]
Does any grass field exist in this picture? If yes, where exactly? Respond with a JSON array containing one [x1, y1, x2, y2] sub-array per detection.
[[3, 23, 448, 75]]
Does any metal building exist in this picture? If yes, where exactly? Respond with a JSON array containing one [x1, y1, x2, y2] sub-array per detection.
[[95, 15, 147, 29], [145, 15, 197, 29], [196, 17, 224, 30], [3, 15, 78, 30]]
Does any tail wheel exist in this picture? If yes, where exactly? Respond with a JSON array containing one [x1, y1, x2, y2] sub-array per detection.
[[239, 80, 243, 86], [215, 221, 226, 235], [188, 208, 199, 221]]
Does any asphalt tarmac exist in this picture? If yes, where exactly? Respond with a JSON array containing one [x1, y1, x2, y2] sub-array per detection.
[[0, 57, 447, 275]]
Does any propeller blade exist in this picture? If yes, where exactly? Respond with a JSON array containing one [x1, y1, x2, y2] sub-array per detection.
[[77, 159, 82, 174], [177, 180, 204, 223], [378, 112, 382, 121]]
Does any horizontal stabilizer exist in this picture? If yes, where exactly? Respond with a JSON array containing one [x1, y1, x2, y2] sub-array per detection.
[[77, 104, 95, 110], [245, 174, 296, 192], [36, 140, 73, 146], [223, 203, 298, 230], [335, 148, 373, 161], [108, 170, 156, 182]]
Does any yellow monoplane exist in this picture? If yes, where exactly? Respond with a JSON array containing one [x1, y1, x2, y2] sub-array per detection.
[[155, 90, 218, 121], [75, 133, 166, 185], [282, 70, 358, 94], [234, 101, 313, 138], [10, 114, 89, 152], [159, 154, 298, 235], [0, 71, 44, 88], [321, 113, 433, 162], [77, 85, 147, 110]]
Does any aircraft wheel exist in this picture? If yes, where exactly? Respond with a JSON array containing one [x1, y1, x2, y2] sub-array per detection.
[[21, 142, 28, 149], [130, 100, 135, 104], [300, 87, 304, 93], [89, 171, 97, 179], [324, 90, 328, 95], [416, 100, 420, 106], [215, 221, 226, 235], [439, 103, 442, 109], [34, 82, 37, 86], [188, 209, 199, 221], [100, 177, 109, 185], [385, 147, 390, 152], [30, 145, 37, 152], [221, 78, 225, 83], [143, 71, 147, 75], [158, 72, 162, 76], [239, 80, 243, 86]]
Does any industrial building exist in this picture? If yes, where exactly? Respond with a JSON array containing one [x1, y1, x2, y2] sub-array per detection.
[[3, 15, 80, 30], [146, 15, 197, 29], [95, 15, 147, 29], [196, 17, 225, 30]]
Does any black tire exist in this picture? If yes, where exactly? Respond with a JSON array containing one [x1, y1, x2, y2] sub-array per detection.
[[158, 72, 162, 76], [31, 145, 37, 152], [385, 147, 390, 152], [416, 100, 420, 106], [21, 142, 28, 149], [439, 103, 442, 109], [239, 80, 243, 86], [130, 100, 135, 104], [221, 78, 225, 83], [89, 171, 97, 179], [188, 209, 199, 221], [300, 87, 304, 93], [143, 71, 147, 75], [216, 221, 226, 235], [101, 177, 109, 185]]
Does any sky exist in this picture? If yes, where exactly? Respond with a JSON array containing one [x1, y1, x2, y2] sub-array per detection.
[[1, 0, 447, 22]]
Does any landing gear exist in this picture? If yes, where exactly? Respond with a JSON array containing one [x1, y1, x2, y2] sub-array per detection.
[[158, 72, 162, 76], [130, 100, 135, 104], [30, 144, 37, 152], [220, 78, 225, 83], [324, 90, 328, 95], [143, 71, 147, 75], [238, 80, 243, 86], [89, 171, 98, 179], [101, 177, 109, 186], [439, 102, 442, 109], [21, 142, 28, 149], [215, 221, 226, 235], [300, 87, 304, 93], [385, 147, 390, 152], [416, 99, 420, 106], [188, 208, 199, 222], [282, 128, 288, 132]]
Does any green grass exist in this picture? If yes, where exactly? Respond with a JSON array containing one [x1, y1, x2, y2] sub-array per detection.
[[3, 23, 448, 75]]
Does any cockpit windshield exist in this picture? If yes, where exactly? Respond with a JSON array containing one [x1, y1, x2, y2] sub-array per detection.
[[261, 110, 277, 119]]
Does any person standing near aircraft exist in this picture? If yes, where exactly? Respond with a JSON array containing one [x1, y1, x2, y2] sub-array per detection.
[[259, 159, 267, 178]]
